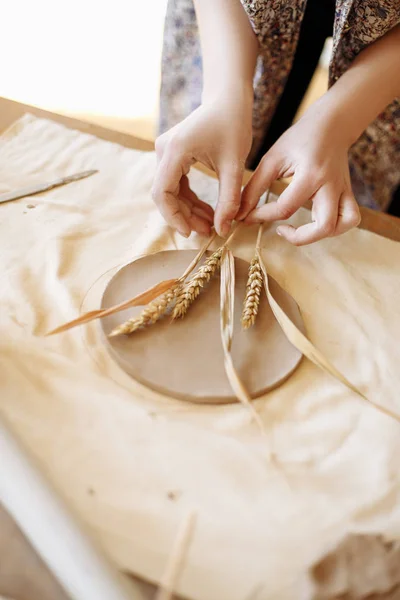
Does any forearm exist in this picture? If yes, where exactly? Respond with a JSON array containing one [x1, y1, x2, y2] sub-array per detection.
[[321, 24, 400, 145], [193, 0, 258, 103]]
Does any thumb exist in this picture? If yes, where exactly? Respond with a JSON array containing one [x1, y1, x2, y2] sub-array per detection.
[[237, 150, 282, 221], [214, 163, 244, 237]]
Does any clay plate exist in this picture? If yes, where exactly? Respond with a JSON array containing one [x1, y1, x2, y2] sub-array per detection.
[[100, 250, 304, 404]]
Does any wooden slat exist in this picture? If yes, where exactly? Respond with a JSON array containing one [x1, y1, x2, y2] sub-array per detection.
[[0, 97, 154, 152]]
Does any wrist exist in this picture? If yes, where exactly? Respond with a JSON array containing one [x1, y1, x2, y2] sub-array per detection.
[[202, 78, 254, 107], [322, 87, 369, 147], [303, 91, 363, 149]]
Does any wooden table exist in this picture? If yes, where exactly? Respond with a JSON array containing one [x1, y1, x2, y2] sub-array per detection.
[[0, 96, 399, 600]]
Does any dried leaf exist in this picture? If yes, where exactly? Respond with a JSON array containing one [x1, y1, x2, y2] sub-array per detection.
[[220, 247, 266, 434], [180, 231, 217, 279], [46, 279, 179, 336], [220, 247, 235, 353], [47, 232, 217, 336], [256, 249, 400, 424]]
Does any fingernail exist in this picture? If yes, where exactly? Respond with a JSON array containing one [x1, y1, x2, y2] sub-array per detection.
[[276, 228, 282, 237], [178, 229, 190, 239]]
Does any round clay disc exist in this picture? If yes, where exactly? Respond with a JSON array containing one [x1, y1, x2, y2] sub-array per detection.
[[100, 250, 304, 404]]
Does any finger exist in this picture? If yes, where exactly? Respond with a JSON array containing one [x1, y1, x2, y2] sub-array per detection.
[[191, 204, 214, 223], [276, 184, 340, 246], [244, 174, 316, 224], [152, 152, 193, 237], [180, 175, 214, 222], [178, 198, 191, 221], [214, 162, 244, 237], [335, 191, 361, 235], [187, 213, 212, 236], [237, 153, 282, 220], [154, 133, 167, 160], [178, 182, 213, 232], [178, 198, 211, 236]]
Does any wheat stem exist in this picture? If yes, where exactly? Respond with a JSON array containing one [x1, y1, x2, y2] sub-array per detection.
[[256, 222, 264, 251], [180, 231, 217, 280], [224, 222, 241, 246]]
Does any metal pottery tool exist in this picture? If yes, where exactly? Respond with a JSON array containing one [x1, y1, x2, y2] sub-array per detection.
[[0, 169, 98, 205]]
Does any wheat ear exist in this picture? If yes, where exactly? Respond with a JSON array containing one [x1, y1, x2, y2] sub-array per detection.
[[241, 191, 271, 329], [172, 248, 223, 319], [241, 224, 264, 329], [109, 284, 181, 337], [241, 256, 263, 329], [172, 224, 242, 320], [108, 233, 217, 337]]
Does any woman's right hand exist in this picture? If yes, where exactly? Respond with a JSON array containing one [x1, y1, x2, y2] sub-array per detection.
[[152, 96, 253, 238]]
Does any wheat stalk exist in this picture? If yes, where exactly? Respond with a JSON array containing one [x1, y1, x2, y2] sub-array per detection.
[[220, 246, 268, 439], [109, 284, 181, 337], [172, 224, 242, 320], [172, 248, 223, 319], [109, 224, 242, 337], [255, 247, 400, 424]]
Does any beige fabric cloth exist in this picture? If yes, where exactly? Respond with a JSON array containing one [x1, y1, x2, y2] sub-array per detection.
[[1, 114, 400, 600]]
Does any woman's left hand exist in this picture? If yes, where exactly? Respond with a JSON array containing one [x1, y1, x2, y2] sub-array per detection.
[[237, 97, 361, 245]]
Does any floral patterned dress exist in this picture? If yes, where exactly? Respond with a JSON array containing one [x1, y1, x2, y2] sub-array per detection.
[[159, 0, 400, 210]]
